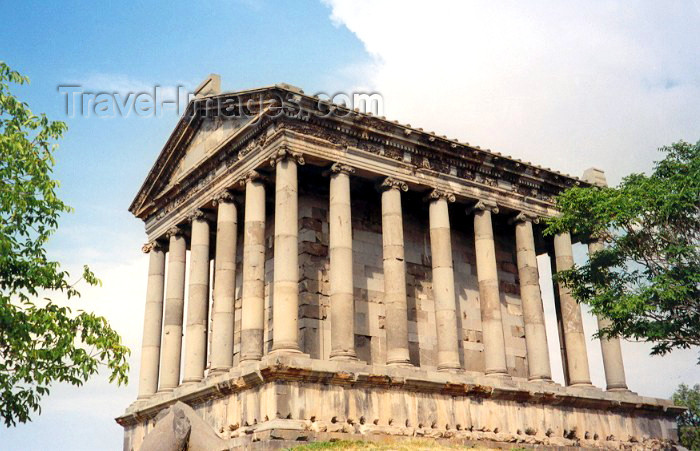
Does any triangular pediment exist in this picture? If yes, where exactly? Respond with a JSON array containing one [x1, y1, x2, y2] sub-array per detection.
[[167, 115, 248, 187], [130, 107, 262, 217]]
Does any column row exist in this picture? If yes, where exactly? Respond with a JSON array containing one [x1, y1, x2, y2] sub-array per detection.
[[137, 160, 628, 398]]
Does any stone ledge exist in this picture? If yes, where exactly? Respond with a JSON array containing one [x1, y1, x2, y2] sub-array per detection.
[[116, 354, 682, 427]]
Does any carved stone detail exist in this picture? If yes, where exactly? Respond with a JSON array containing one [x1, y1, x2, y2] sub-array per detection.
[[379, 177, 408, 192], [213, 190, 235, 205], [269, 146, 305, 166], [188, 208, 207, 223], [467, 200, 499, 215], [510, 211, 540, 225], [330, 163, 355, 176], [165, 226, 183, 239], [427, 189, 456, 203], [141, 241, 163, 253]]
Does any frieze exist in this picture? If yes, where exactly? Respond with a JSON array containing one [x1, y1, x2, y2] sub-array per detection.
[[279, 119, 564, 204]]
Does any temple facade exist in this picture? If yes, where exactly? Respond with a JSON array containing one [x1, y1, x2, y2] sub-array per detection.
[[117, 76, 682, 449]]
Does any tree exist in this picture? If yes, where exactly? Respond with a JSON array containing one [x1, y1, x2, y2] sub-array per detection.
[[673, 383, 700, 449], [0, 62, 130, 426], [544, 141, 700, 359]]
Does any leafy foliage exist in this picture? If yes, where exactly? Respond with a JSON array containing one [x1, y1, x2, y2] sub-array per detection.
[[544, 141, 700, 358], [673, 383, 700, 449], [0, 62, 129, 426]]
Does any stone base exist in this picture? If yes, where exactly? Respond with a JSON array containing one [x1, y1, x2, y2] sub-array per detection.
[[117, 355, 683, 450]]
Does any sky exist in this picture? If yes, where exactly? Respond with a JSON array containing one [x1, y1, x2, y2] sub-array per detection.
[[1, 1, 699, 449]]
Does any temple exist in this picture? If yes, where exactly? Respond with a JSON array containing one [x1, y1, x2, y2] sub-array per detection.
[[117, 75, 682, 449]]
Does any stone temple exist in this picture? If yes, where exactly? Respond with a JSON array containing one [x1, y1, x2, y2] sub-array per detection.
[[117, 75, 682, 449]]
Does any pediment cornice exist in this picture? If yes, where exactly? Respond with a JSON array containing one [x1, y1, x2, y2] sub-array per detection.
[[130, 86, 585, 236]]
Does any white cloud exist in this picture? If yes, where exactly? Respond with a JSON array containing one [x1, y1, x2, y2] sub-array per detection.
[[323, 0, 700, 184]]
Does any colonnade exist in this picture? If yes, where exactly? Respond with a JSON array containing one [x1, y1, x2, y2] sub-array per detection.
[[136, 155, 628, 399]]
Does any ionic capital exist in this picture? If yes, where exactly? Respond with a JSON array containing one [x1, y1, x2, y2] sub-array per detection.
[[467, 200, 499, 215], [330, 162, 355, 176], [212, 189, 235, 206], [237, 169, 267, 188], [187, 208, 209, 224], [141, 240, 164, 253], [378, 177, 408, 193], [269, 146, 305, 167], [426, 189, 456, 203], [510, 211, 540, 225], [165, 226, 184, 239]]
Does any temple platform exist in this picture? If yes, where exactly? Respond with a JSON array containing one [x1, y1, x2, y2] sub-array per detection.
[[117, 354, 682, 450]]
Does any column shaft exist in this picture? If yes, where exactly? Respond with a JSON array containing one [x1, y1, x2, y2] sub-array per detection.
[[210, 196, 237, 372], [183, 214, 211, 382], [329, 166, 357, 360], [514, 216, 552, 381], [588, 240, 628, 391], [473, 205, 508, 376], [159, 230, 186, 391], [380, 179, 411, 366], [429, 195, 460, 370], [272, 157, 301, 353], [554, 232, 592, 386], [240, 176, 266, 362], [137, 243, 166, 398]]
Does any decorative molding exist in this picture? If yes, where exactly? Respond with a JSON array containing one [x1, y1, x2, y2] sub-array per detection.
[[165, 226, 184, 239], [510, 211, 540, 225], [188, 208, 207, 223], [330, 162, 355, 176], [378, 177, 408, 192], [427, 189, 456, 203], [269, 146, 305, 166], [212, 189, 235, 206], [467, 200, 499, 215], [237, 169, 266, 188], [141, 241, 163, 253]]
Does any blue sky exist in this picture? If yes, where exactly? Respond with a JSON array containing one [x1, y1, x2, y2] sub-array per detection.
[[2, 1, 700, 450]]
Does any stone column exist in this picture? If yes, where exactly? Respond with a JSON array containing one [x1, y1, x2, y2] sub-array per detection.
[[137, 241, 166, 399], [512, 212, 552, 382], [210, 192, 237, 373], [379, 178, 412, 366], [183, 210, 211, 383], [271, 149, 304, 354], [240, 171, 267, 362], [553, 232, 593, 386], [428, 190, 461, 371], [329, 163, 357, 360], [159, 227, 186, 391], [588, 240, 628, 391], [580, 166, 628, 391], [471, 201, 508, 376]]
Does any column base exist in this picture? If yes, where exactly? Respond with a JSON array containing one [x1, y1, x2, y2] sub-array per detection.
[[239, 355, 263, 364], [182, 377, 204, 384], [437, 362, 462, 372], [269, 347, 303, 356], [485, 370, 510, 378], [569, 381, 596, 389], [208, 367, 231, 376], [387, 360, 413, 368], [329, 350, 358, 361], [528, 376, 554, 383], [607, 386, 632, 392]]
